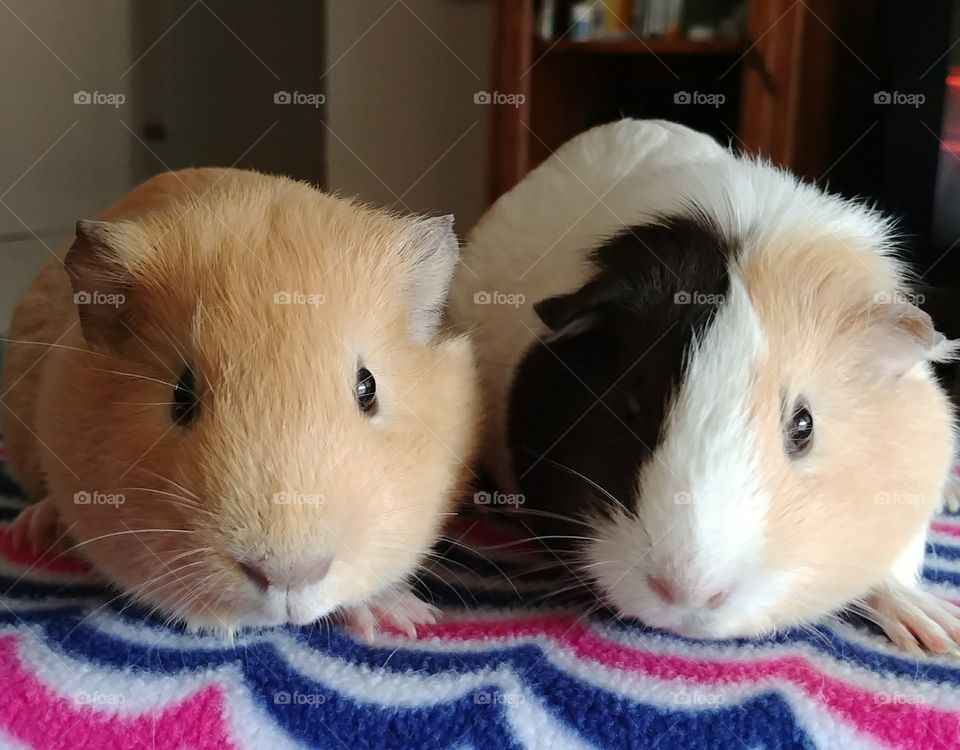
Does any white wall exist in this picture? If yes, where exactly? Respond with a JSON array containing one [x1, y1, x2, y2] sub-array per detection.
[[0, 0, 137, 332], [325, 0, 492, 230], [0, 1, 495, 333]]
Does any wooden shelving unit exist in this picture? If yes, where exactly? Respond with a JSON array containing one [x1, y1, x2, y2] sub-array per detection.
[[486, 0, 865, 204], [532, 37, 744, 57]]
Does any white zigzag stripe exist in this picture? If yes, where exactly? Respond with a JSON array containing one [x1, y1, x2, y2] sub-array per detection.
[[14, 630, 310, 750], [787, 688, 888, 750], [592, 620, 960, 710], [927, 529, 960, 547], [0, 732, 33, 750], [503, 690, 597, 750], [17, 620, 593, 750], [923, 556, 960, 577], [545, 625, 960, 713], [16, 587, 960, 725]]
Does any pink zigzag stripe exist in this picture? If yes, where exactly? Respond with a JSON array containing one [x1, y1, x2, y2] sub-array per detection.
[[931, 521, 960, 538], [0, 634, 235, 750], [419, 615, 960, 750]]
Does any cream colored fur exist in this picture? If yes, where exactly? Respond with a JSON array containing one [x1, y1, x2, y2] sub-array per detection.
[[2, 168, 478, 629], [738, 235, 955, 632], [451, 119, 960, 648]]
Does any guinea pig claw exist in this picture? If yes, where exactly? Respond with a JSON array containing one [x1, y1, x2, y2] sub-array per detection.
[[342, 606, 378, 644], [10, 498, 65, 556], [341, 588, 439, 643], [867, 584, 960, 657], [941, 470, 960, 514]]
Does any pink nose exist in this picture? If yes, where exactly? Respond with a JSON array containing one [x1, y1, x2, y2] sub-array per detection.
[[646, 574, 729, 609], [237, 556, 332, 591], [646, 575, 677, 604]]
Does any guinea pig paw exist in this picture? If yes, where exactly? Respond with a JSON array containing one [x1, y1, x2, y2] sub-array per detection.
[[10, 498, 66, 556], [941, 472, 960, 513], [867, 584, 960, 657], [341, 588, 439, 643]]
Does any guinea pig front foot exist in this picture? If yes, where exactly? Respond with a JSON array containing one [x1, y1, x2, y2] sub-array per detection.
[[10, 497, 68, 556], [339, 587, 439, 643], [865, 582, 960, 657], [941, 469, 960, 513]]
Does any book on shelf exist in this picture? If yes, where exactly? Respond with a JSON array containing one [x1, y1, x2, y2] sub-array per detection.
[[634, 0, 685, 38]]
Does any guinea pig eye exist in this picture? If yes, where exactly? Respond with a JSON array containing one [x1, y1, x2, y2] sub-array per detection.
[[626, 392, 643, 419], [172, 368, 200, 426], [784, 400, 813, 458], [355, 367, 377, 414]]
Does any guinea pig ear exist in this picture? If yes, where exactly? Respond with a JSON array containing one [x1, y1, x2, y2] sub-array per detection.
[[534, 294, 578, 332], [864, 301, 958, 378], [534, 284, 604, 340], [64, 219, 144, 351], [402, 214, 459, 344]]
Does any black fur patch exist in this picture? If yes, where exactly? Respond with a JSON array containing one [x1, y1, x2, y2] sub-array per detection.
[[508, 216, 733, 545]]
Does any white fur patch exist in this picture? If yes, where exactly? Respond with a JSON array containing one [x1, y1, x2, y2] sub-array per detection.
[[889, 526, 929, 586], [588, 277, 778, 636], [644, 276, 768, 571]]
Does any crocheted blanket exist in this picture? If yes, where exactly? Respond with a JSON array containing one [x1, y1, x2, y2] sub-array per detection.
[[0, 454, 958, 750]]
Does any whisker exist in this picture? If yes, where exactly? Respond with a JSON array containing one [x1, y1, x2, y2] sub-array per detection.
[[100, 460, 201, 502], [162, 572, 229, 625], [156, 326, 190, 371], [500, 506, 597, 529], [90, 368, 175, 388], [109, 401, 178, 407], [128, 559, 213, 602], [59, 528, 192, 558], [377, 504, 459, 518], [378, 547, 484, 607], [468, 534, 601, 548], [0, 337, 119, 361], [103, 550, 213, 621], [521, 448, 632, 516], [434, 535, 521, 597], [115, 487, 212, 516]]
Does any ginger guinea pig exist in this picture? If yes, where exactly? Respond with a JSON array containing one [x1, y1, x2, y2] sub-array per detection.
[[448, 119, 960, 654], [2, 168, 477, 636]]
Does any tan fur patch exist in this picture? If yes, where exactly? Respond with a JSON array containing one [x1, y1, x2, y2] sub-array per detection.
[[1, 168, 478, 628], [739, 234, 953, 629]]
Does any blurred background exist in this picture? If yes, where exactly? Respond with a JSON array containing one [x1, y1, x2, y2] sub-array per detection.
[[2, 0, 960, 332]]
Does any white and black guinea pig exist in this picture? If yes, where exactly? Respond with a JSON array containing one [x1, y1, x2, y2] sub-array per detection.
[[448, 119, 960, 654]]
